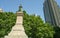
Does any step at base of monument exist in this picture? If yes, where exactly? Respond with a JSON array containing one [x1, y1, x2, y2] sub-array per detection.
[[5, 35, 28, 38]]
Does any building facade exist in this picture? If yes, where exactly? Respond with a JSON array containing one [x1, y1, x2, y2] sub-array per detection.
[[43, 0, 60, 27]]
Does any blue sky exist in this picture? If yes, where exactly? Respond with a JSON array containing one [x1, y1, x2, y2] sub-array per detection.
[[0, 0, 60, 21]]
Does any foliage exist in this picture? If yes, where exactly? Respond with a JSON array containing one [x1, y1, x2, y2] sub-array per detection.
[[0, 12, 16, 38], [0, 11, 54, 38], [23, 11, 54, 38], [53, 26, 60, 38]]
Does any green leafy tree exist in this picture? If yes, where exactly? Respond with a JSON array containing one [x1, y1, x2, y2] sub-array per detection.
[[23, 11, 55, 38], [0, 12, 16, 38], [0, 11, 55, 38], [53, 26, 60, 38]]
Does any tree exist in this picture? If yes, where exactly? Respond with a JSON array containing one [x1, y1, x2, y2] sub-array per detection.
[[0, 11, 55, 38], [53, 26, 60, 38], [23, 11, 55, 38], [0, 12, 16, 38]]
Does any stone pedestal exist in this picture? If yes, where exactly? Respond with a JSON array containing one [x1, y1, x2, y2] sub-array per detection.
[[4, 11, 28, 38]]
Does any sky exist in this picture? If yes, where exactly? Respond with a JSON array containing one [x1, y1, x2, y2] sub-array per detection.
[[0, 0, 60, 21]]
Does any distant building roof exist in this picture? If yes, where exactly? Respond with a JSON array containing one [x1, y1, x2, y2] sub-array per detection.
[[0, 8, 3, 12]]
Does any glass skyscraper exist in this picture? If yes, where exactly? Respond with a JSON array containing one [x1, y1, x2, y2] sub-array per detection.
[[43, 0, 60, 27]]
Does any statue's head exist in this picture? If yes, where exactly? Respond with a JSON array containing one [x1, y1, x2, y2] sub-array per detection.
[[18, 4, 23, 11]]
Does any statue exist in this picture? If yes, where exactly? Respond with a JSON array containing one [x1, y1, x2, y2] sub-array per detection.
[[18, 4, 23, 11], [4, 4, 28, 38]]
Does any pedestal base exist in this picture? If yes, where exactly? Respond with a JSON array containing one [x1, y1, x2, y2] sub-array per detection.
[[4, 25, 28, 38], [5, 35, 28, 38]]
